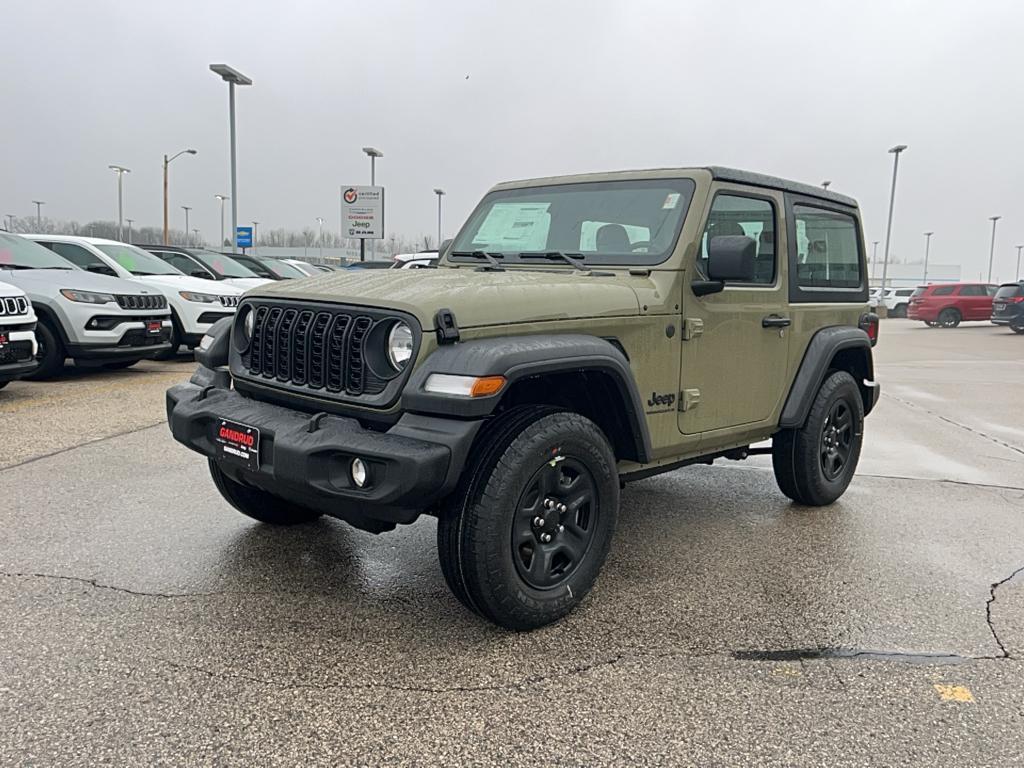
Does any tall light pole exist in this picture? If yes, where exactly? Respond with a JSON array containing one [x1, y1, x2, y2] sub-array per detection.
[[871, 240, 880, 280], [108, 165, 130, 241], [1016, 245, 1023, 281], [316, 216, 325, 261], [922, 231, 933, 284], [880, 144, 908, 300], [4, 214, 14, 232], [210, 64, 253, 253], [252, 221, 259, 254], [433, 188, 445, 250], [987, 216, 1001, 283], [32, 201, 45, 231], [193, 228, 201, 246], [821, 180, 831, 190], [163, 148, 197, 244], [215, 194, 229, 247], [126, 218, 134, 242], [182, 206, 192, 246], [360, 146, 383, 262]]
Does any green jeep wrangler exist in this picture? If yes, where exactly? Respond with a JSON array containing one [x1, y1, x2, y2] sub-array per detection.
[[167, 167, 880, 630]]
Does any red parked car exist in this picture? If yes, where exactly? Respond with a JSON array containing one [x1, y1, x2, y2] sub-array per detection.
[[907, 282, 997, 327]]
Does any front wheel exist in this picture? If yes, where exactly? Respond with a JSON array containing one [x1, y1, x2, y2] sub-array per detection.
[[437, 407, 618, 630], [772, 371, 864, 506], [208, 459, 322, 525], [25, 321, 65, 380]]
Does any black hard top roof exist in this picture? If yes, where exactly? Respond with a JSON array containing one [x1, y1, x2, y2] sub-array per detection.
[[707, 166, 858, 208]]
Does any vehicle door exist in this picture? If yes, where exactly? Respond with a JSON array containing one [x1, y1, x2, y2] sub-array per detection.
[[38, 242, 117, 277], [958, 284, 988, 320], [678, 186, 790, 437]]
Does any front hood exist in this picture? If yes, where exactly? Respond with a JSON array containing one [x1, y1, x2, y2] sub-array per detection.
[[130, 273, 243, 296], [0, 279, 27, 299], [222, 277, 273, 291], [0, 268, 156, 295], [246, 266, 641, 329]]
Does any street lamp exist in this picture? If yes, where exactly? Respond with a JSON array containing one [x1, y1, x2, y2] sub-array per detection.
[[316, 216, 325, 261], [193, 228, 201, 246], [922, 232, 934, 284], [252, 221, 259, 254], [214, 194, 229, 247], [821, 180, 831, 190], [163, 148, 197, 244], [210, 64, 253, 253], [880, 144, 908, 301], [182, 206, 192, 246], [433, 188, 445, 250], [987, 216, 1001, 283], [108, 165, 130, 241], [4, 214, 14, 232], [126, 218, 134, 242], [1016, 245, 1023, 281], [871, 240, 880, 280], [359, 146, 383, 262], [32, 200, 45, 231]]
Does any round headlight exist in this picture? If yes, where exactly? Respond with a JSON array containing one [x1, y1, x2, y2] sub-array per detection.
[[387, 321, 414, 370], [243, 308, 255, 342]]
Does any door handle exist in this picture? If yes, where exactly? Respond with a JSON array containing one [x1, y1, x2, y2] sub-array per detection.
[[762, 315, 791, 328]]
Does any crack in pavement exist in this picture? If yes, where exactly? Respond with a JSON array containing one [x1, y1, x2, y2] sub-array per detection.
[[0, 571, 247, 599], [888, 394, 1024, 458], [986, 564, 1024, 658], [0, 420, 167, 472]]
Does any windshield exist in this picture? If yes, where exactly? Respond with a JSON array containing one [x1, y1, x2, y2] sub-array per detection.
[[257, 257, 306, 278], [450, 178, 695, 266], [96, 243, 182, 276], [995, 284, 1023, 299], [190, 250, 260, 278], [0, 232, 76, 269]]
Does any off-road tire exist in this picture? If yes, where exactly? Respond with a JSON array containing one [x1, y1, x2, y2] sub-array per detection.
[[437, 406, 618, 630], [208, 458, 321, 525], [938, 308, 961, 328], [25, 320, 65, 380], [772, 370, 864, 507]]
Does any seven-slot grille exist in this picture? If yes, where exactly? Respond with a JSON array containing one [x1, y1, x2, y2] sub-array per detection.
[[219, 295, 240, 308], [115, 294, 167, 310], [0, 296, 30, 317], [241, 303, 385, 396]]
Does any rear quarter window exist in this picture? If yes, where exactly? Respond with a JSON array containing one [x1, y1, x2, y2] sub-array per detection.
[[932, 285, 956, 296]]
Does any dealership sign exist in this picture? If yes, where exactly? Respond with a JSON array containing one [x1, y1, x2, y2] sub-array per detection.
[[341, 185, 384, 239]]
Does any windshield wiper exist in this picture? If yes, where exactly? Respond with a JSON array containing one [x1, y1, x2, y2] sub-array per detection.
[[518, 251, 587, 271], [451, 250, 505, 271], [2, 263, 69, 270]]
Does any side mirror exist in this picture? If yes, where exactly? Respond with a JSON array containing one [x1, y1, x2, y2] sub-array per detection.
[[191, 270, 213, 279], [707, 235, 756, 282], [87, 264, 117, 277]]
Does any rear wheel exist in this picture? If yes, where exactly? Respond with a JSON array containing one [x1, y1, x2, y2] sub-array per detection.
[[924, 321, 938, 327], [773, 371, 864, 506], [437, 406, 618, 630], [208, 459, 321, 525], [25, 321, 65, 380], [937, 308, 961, 328]]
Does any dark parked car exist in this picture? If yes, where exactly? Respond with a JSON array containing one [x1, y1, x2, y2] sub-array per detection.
[[992, 281, 1024, 333], [907, 282, 997, 327], [224, 254, 307, 280]]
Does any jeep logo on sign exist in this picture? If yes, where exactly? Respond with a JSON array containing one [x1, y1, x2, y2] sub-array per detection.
[[647, 391, 676, 409]]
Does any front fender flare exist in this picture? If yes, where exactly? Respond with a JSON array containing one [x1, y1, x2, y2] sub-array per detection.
[[403, 334, 652, 463]]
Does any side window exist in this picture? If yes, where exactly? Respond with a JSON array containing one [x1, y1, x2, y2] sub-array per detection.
[[932, 285, 955, 296], [47, 243, 115, 275], [792, 205, 862, 289], [158, 251, 205, 276], [960, 284, 985, 296], [698, 194, 776, 284]]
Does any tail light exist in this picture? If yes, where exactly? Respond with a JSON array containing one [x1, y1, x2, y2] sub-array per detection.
[[1010, 296, 1024, 303], [859, 312, 879, 346]]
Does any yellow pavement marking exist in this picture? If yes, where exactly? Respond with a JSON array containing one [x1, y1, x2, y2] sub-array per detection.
[[933, 684, 974, 703]]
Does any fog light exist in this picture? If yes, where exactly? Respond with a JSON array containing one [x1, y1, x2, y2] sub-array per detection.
[[351, 458, 368, 488]]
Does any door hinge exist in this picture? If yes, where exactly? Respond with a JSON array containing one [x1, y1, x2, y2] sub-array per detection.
[[682, 318, 704, 340], [679, 388, 701, 411]]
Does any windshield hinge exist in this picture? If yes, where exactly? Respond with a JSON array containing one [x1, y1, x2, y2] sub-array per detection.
[[435, 308, 460, 344], [682, 318, 705, 341], [679, 389, 701, 411]]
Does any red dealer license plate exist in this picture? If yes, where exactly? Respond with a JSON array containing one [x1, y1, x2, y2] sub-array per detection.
[[0, 332, 7, 347], [213, 419, 260, 471], [147, 321, 162, 335]]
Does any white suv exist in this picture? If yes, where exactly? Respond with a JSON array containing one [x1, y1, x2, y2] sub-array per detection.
[[28, 235, 242, 359], [869, 287, 916, 317], [0, 279, 37, 388], [0, 232, 171, 378]]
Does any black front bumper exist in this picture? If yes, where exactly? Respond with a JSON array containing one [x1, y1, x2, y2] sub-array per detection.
[[0, 357, 38, 382], [166, 372, 482, 528]]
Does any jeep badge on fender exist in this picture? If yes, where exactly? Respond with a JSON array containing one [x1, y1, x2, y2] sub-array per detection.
[[166, 166, 880, 631]]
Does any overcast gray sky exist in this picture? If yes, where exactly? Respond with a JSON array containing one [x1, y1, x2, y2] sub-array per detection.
[[2, 0, 1023, 279]]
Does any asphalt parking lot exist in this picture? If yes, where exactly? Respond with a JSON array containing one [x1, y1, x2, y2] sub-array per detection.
[[1, 320, 1022, 766]]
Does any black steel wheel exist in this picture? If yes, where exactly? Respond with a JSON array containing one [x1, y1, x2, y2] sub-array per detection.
[[773, 370, 864, 506], [512, 456, 600, 590], [437, 406, 618, 630]]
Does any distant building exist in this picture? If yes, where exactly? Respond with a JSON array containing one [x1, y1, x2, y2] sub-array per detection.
[[868, 262, 960, 288]]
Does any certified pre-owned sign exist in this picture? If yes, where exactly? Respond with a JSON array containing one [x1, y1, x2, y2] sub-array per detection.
[[341, 185, 384, 240]]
